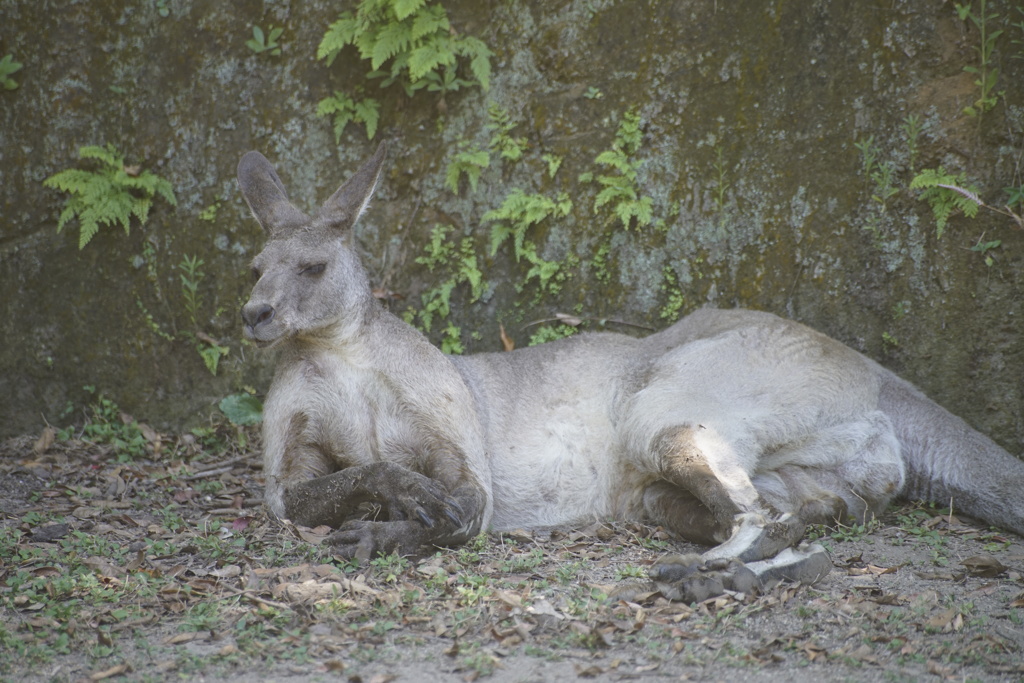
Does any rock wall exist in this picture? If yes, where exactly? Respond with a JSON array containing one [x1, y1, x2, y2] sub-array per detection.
[[1, 0, 1022, 454]]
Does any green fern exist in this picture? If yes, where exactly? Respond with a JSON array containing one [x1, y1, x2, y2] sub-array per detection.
[[318, 0, 491, 97], [484, 189, 572, 262], [484, 189, 573, 295], [316, 90, 381, 140], [44, 144, 177, 249], [412, 224, 484, 350], [909, 167, 981, 238], [584, 109, 653, 230], [486, 104, 528, 162], [445, 144, 490, 193]]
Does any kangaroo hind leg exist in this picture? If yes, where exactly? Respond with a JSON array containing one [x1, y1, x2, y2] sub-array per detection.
[[644, 424, 806, 563], [639, 424, 831, 602]]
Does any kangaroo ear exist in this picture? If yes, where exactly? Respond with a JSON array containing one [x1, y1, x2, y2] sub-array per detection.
[[237, 151, 310, 236], [317, 142, 388, 231]]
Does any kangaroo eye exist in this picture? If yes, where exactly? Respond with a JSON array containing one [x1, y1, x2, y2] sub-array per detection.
[[300, 263, 326, 276]]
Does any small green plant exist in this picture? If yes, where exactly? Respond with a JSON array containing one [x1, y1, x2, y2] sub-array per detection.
[[484, 189, 573, 295], [542, 153, 563, 178], [1005, 182, 1024, 215], [955, 1, 1003, 116], [486, 190, 573, 261], [855, 135, 898, 211], [487, 104, 528, 162], [901, 115, 924, 174], [0, 53, 23, 90], [178, 255, 229, 375], [370, 552, 410, 583], [969, 235, 1001, 266], [445, 143, 490, 193], [583, 86, 603, 99], [580, 109, 653, 230], [317, 0, 492, 96], [830, 521, 877, 542], [218, 392, 264, 425], [246, 25, 283, 56], [909, 168, 980, 237], [614, 564, 647, 581], [1013, 6, 1024, 59], [659, 265, 685, 322], [77, 388, 150, 462], [198, 201, 221, 222], [527, 323, 577, 346], [44, 144, 177, 249], [407, 224, 485, 354], [317, 89, 381, 141]]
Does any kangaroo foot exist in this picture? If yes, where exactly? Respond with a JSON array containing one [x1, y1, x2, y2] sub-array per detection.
[[648, 542, 831, 603], [701, 511, 806, 563]]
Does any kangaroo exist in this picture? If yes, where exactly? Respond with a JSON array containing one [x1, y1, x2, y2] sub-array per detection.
[[238, 144, 1024, 602]]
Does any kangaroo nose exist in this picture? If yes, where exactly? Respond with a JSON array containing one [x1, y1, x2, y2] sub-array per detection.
[[242, 303, 275, 330]]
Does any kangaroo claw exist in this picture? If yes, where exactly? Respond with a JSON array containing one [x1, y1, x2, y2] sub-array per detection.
[[415, 508, 435, 528], [443, 506, 463, 527]]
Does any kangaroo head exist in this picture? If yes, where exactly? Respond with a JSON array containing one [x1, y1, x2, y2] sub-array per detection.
[[238, 144, 387, 347]]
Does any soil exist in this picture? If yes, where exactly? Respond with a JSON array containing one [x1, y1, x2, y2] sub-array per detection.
[[1, 429, 1023, 683]]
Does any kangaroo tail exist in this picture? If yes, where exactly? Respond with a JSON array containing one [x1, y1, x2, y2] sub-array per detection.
[[879, 372, 1024, 537]]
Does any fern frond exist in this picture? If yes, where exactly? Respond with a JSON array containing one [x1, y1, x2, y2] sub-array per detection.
[[910, 167, 981, 238], [370, 20, 413, 71], [392, 0, 428, 21], [354, 98, 381, 139], [44, 144, 176, 249], [317, 13, 360, 63], [410, 4, 449, 41], [458, 36, 492, 90], [407, 36, 456, 83], [78, 144, 123, 169]]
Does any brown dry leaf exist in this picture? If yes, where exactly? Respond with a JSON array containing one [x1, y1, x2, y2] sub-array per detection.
[[923, 608, 957, 631], [82, 556, 124, 577], [499, 323, 515, 351], [211, 564, 242, 579], [90, 664, 131, 681], [961, 554, 1008, 577], [574, 664, 605, 677], [802, 642, 827, 661], [926, 660, 953, 677], [138, 422, 161, 445], [295, 525, 330, 544], [494, 590, 523, 608], [164, 632, 201, 645], [33, 426, 56, 454]]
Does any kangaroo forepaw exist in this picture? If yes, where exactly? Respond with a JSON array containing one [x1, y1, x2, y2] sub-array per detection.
[[388, 477, 464, 529], [649, 542, 831, 603], [325, 519, 429, 563]]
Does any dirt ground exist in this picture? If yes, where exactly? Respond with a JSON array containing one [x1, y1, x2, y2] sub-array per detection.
[[2, 426, 1023, 683]]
